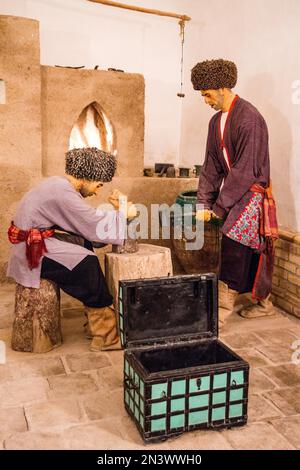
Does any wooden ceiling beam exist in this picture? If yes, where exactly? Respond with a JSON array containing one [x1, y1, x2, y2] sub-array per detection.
[[88, 0, 191, 22]]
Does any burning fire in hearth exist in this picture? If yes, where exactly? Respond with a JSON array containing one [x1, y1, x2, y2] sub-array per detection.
[[69, 101, 115, 154]]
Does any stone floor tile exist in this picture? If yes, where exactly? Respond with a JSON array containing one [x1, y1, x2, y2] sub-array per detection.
[[248, 394, 283, 422], [15, 357, 65, 379], [256, 344, 295, 364], [254, 329, 298, 348], [0, 377, 49, 408], [222, 311, 289, 335], [48, 372, 98, 397], [288, 326, 300, 338], [0, 407, 28, 441], [264, 387, 300, 416], [65, 352, 110, 373], [4, 431, 65, 450], [270, 415, 300, 449], [0, 286, 16, 328], [63, 422, 141, 450], [261, 364, 300, 387], [0, 288, 15, 324], [82, 389, 127, 421], [3, 336, 90, 363], [235, 348, 272, 367], [118, 415, 145, 446], [0, 328, 10, 344], [167, 429, 233, 450], [142, 441, 172, 451], [0, 363, 15, 382], [0, 284, 15, 297], [97, 366, 123, 391], [221, 422, 294, 449], [46, 336, 91, 356], [248, 368, 278, 395], [25, 398, 83, 431], [109, 415, 170, 451], [105, 350, 123, 369], [221, 332, 265, 349], [222, 312, 291, 334], [0, 312, 13, 329], [87, 417, 124, 439]]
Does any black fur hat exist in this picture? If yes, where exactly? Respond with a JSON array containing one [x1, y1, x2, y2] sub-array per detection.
[[65, 147, 116, 182], [191, 59, 237, 90]]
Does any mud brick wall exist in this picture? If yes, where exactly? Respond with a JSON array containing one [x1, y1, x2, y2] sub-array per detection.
[[272, 230, 300, 319], [0, 16, 42, 282]]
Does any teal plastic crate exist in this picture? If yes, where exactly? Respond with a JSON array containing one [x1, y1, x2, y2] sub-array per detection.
[[119, 274, 249, 443]]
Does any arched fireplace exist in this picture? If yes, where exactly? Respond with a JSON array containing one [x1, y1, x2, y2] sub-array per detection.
[[69, 101, 116, 154]]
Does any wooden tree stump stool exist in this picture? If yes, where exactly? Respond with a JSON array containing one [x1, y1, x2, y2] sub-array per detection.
[[12, 279, 62, 353], [105, 244, 173, 314]]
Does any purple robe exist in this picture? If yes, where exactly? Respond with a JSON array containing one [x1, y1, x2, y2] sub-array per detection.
[[197, 96, 270, 235], [7, 176, 125, 288]]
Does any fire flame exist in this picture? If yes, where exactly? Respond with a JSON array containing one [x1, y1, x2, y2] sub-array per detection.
[[69, 102, 115, 154]]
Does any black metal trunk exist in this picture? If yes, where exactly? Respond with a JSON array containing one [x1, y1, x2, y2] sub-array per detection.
[[119, 274, 249, 443]]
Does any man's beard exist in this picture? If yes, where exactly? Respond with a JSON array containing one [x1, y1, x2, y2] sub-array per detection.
[[80, 187, 93, 198], [212, 103, 221, 111]]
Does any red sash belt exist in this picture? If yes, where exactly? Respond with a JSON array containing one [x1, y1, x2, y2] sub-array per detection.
[[8, 221, 54, 270]]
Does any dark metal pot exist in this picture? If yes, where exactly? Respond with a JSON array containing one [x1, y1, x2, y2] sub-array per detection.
[[171, 191, 221, 274]]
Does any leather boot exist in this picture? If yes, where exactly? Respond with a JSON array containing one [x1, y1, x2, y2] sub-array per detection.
[[239, 294, 276, 318], [86, 305, 121, 351], [218, 281, 239, 326]]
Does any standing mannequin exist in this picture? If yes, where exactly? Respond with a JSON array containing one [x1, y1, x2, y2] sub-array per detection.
[[191, 59, 278, 325]]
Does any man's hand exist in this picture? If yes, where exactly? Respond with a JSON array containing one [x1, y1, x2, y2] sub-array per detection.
[[108, 189, 124, 209], [108, 190, 137, 219], [195, 209, 219, 222]]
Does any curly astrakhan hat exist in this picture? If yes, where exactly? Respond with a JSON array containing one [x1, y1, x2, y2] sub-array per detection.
[[191, 59, 237, 90], [65, 147, 116, 182]]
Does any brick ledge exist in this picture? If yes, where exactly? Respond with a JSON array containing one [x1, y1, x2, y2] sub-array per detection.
[[278, 228, 300, 245]]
